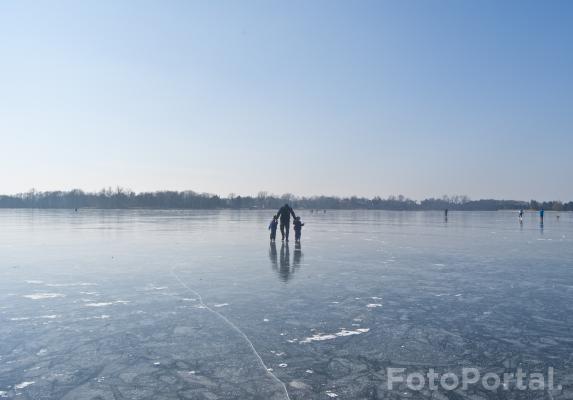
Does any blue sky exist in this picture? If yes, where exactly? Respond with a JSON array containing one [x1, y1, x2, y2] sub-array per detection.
[[1, 0, 571, 200]]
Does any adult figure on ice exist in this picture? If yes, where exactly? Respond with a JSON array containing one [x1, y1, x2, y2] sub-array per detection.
[[277, 203, 296, 242]]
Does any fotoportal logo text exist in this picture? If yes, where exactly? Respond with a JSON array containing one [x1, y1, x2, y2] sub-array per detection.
[[387, 367, 562, 392]]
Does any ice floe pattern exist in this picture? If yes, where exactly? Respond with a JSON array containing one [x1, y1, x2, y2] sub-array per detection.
[[170, 269, 293, 400], [1, 209, 573, 399]]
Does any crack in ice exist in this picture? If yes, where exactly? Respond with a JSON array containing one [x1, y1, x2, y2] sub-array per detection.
[[170, 268, 291, 400]]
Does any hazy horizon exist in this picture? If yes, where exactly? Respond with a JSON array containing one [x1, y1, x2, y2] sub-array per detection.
[[1, 1, 572, 200], [1, 186, 571, 203]]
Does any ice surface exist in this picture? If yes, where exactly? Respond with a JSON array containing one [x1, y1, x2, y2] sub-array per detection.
[[1, 209, 573, 399]]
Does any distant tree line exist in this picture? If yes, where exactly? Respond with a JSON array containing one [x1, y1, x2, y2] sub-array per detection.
[[0, 188, 571, 211]]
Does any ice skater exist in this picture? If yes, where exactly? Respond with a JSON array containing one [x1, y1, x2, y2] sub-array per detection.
[[276, 203, 296, 242], [519, 209, 524, 223], [293, 216, 305, 242], [540, 208, 544, 224], [268, 215, 278, 242], [444, 208, 448, 221]]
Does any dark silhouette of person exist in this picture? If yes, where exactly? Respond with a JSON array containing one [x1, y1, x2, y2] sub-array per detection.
[[268, 215, 278, 242], [293, 216, 304, 242], [276, 203, 296, 242]]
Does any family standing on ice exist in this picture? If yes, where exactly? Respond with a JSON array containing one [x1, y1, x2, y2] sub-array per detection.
[[269, 203, 304, 242]]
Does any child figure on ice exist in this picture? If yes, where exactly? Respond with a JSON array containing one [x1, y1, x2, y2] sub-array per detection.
[[293, 216, 304, 242], [269, 215, 278, 242]]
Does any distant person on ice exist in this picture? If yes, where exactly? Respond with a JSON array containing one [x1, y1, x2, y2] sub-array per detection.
[[519, 209, 524, 222], [540, 208, 544, 223], [268, 215, 278, 242], [277, 203, 296, 242], [293, 216, 305, 242]]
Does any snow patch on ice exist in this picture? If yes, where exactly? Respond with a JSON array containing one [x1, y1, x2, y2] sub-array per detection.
[[84, 300, 129, 307], [289, 380, 310, 389], [213, 303, 229, 308], [300, 328, 370, 343], [366, 303, 382, 308], [10, 314, 61, 321], [46, 282, 96, 287], [23, 293, 65, 300], [145, 285, 168, 291], [84, 302, 113, 307], [14, 381, 34, 389]]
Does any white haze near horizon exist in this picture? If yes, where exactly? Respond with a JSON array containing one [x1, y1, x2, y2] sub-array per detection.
[[0, 1, 572, 201]]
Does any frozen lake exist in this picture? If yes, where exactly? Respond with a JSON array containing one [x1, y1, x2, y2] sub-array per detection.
[[1, 209, 572, 399]]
